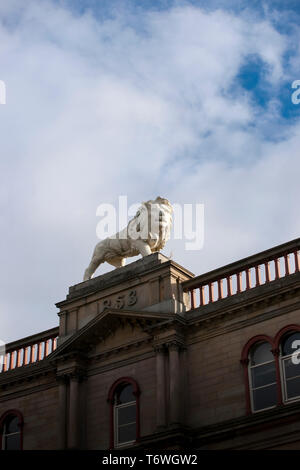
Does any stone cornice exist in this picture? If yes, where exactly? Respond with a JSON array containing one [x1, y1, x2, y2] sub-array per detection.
[[191, 401, 300, 447], [136, 401, 300, 450], [87, 350, 155, 376], [89, 336, 153, 363], [0, 381, 58, 403], [187, 298, 300, 346], [153, 328, 186, 352], [137, 425, 192, 449], [57, 366, 87, 382], [143, 316, 187, 335], [57, 253, 194, 307], [49, 308, 172, 361], [0, 361, 56, 390], [0, 311, 184, 389]]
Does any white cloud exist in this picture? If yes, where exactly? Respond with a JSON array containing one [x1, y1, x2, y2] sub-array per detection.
[[0, 1, 299, 342]]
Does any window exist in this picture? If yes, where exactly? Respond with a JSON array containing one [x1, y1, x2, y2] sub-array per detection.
[[242, 326, 300, 414], [0, 411, 23, 450], [114, 384, 136, 446], [108, 377, 140, 449], [280, 332, 300, 403], [248, 342, 277, 412]]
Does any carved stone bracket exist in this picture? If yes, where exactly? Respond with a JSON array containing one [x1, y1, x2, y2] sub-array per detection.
[[69, 368, 87, 382], [56, 373, 69, 385], [56, 364, 87, 383], [165, 339, 185, 352], [153, 344, 167, 354]]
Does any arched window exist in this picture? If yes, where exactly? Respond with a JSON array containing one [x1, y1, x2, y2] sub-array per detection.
[[114, 384, 136, 446], [279, 331, 300, 403], [248, 342, 277, 412], [108, 377, 140, 449], [0, 411, 23, 450], [242, 326, 300, 414]]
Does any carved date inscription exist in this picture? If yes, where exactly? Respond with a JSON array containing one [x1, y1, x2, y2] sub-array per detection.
[[102, 290, 137, 311]]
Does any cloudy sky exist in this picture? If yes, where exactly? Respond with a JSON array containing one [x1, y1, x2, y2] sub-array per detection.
[[1, 0, 300, 343]]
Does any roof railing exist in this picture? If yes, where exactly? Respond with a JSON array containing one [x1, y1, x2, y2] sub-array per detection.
[[0, 327, 58, 373], [182, 238, 300, 310]]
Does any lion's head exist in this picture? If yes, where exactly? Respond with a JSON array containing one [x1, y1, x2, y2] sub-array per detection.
[[127, 196, 173, 251]]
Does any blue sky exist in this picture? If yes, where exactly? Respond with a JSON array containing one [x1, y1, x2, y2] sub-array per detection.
[[0, 0, 300, 342]]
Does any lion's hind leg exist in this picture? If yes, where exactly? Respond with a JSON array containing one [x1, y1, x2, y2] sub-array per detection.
[[83, 257, 103, 281], [83, 241, 107, 281]]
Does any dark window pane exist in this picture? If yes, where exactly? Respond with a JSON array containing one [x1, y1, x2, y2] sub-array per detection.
[[282, 332, 300, 356], [251, 362, 276, 388], [6, 416, 19, 434], [4, 434, 20, 450], [118, 405, 136, 426], [250, 342, 273, 366], [284, 358, 300, 379], [252, 383, 277, 411], [118, 423, 136, 444], [117, 385, 135, 404], [286, 376, 300, 400]]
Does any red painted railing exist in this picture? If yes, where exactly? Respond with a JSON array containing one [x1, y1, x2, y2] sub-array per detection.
[[0, 327, 58, 373], [182, 238, 300, 310]]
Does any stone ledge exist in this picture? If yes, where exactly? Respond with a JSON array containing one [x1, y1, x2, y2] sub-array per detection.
[[64, 253, 168, 303], [56, 252, 194, 306], [191, 400, 300, 448]]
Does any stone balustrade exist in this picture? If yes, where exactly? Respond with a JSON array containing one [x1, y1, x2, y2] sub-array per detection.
[[0, 327, 58, 373], [182, 238, 300, 310]]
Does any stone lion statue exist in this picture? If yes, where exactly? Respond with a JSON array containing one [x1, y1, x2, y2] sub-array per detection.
[[83, 196, 173, 281]]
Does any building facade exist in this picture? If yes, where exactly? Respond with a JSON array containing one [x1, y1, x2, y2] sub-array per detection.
[[1, 238, 300, 450]]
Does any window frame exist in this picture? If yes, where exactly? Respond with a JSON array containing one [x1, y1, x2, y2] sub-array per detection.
[[241, 334, 276, 415], [242, 326, 300, 415], [279, 332, 300, 404], [113, 397, 137, 448], [0, 410, 24, 451], [247, 342, 278, 413], [107, 377, 140, 450]]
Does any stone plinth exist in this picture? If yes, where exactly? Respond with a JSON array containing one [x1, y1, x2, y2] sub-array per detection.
[[56, 253, 194, 344]]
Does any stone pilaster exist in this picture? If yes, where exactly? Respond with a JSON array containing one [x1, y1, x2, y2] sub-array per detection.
[[68, 373, 80, 449], [167, 341, 182, 426], [154, 344, 167, 428], [57, 363, 86, 450], [57, 375, 68, 449]]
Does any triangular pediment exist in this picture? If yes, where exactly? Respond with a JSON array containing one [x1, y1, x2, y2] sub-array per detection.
[[49, 308, 173, 360]]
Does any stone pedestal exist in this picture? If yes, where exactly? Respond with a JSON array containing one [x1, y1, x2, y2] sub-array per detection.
[[56, 253, 194, 345]]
